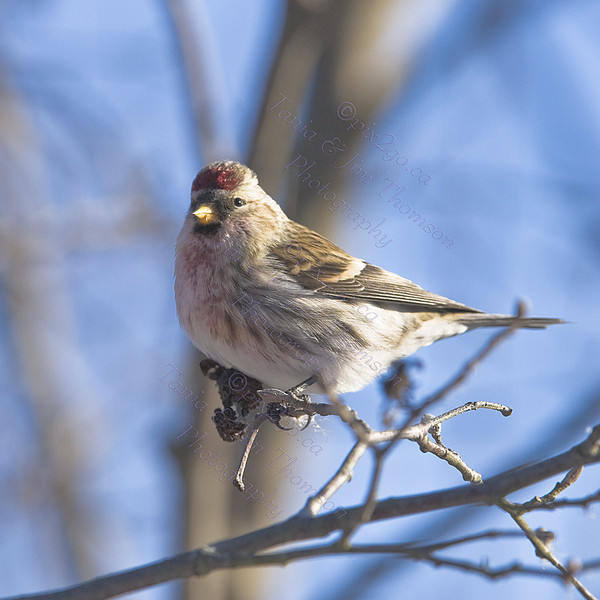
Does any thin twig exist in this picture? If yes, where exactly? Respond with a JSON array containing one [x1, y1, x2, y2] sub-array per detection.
[[399, 302, 526, 432], [415, 431, 483, 484], [323, 383, 372, 443], [367, 401, 512, 445], [337, 446, 386, 547], [234, 417, 266, 491], [518, 490, 600, 512], [512, 466, 586, 512], [497, 498, 597, 600], [301, 440, 370, 517], [303, 401, 511, 520]]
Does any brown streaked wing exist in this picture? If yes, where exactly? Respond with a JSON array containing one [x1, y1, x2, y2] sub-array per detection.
[[271, 221, 482, 313]]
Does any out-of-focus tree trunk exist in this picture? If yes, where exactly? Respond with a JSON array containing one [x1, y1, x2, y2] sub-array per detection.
[[250, 0, 450, 226], [167, 1, 456, 599]]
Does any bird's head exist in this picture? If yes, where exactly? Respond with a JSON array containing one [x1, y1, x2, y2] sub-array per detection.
[[186, 161, 286, 243]]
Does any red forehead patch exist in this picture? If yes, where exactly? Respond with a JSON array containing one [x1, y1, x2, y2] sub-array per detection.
[[192, 164, 244, 192]]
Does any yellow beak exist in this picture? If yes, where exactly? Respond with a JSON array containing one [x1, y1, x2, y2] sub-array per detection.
[[193, 204, 219, 226]]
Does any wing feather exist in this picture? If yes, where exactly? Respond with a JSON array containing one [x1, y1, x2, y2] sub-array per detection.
[[270, 222, 481, 314]]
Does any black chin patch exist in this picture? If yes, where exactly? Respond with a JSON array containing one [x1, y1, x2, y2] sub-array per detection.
[[193, 222, 222, 235]]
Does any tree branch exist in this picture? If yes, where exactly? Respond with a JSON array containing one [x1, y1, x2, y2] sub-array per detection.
[[6, 422, 599, 600]]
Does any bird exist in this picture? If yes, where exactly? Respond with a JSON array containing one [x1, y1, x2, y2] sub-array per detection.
[[174, 160, 561, 395]]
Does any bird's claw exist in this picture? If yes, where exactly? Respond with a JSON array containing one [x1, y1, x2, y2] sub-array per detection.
[[264, 402, 294, 429]]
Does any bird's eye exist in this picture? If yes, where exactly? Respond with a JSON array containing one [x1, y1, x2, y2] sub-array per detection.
[[233, 197, 246, 207]]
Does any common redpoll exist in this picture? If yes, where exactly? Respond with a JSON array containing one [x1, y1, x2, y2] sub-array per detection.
[[174, 161, 561, 395]]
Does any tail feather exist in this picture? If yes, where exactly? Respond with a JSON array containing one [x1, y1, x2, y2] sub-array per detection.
[[456, 314, 564, 330]]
